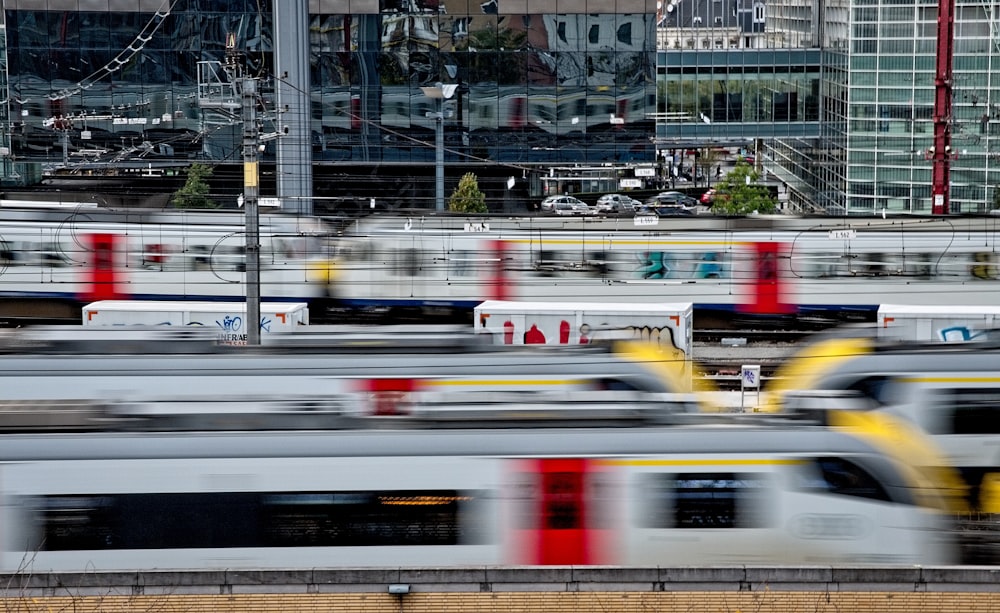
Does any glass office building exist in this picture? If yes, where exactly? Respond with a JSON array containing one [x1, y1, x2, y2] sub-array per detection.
[[657, 0, 1000, 214], [6, 0, 1000, 214], [1, 0, 658, 208], [841, 0, 1000, 214]]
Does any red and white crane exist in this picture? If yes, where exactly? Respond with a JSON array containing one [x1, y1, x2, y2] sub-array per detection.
[[930, 0, 955, 214]]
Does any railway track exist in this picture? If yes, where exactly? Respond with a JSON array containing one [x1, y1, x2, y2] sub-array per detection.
[[690, 328, 817, 391], [694, 328, 821, 344]]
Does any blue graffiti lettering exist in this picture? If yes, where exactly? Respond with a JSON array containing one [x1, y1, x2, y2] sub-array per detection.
[[216, 315, 243, 332], [638, 251, 669, 279], [939, 326, 990, 342]]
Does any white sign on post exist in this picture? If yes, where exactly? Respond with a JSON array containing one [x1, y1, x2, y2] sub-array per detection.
[[740, 364, 761, 413]]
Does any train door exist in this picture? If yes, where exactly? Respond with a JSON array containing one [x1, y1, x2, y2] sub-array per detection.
[[80, 233, 124, 302], [503, 458, 620, 565]]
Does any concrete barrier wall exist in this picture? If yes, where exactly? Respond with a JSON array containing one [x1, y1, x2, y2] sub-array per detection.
[[3, 568, 1000, 613]]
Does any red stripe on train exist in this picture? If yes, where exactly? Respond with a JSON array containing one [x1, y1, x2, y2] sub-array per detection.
[[510, 458, 613, 565], [81, 233, 123, 302], [487, 239, 510, 301], [740, 241, 793, 314]]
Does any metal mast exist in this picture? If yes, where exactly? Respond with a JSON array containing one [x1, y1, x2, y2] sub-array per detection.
[[931, 0, 955, 215], [225, 33, 262, 345]]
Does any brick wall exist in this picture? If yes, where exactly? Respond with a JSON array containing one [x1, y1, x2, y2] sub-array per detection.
[[3, 568, 1000, 613], [2, 591, 1000, 613]]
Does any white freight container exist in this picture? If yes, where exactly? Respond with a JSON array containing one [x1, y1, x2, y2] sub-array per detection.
[[82, 300, 309, 345], [877, 304, 1000, 342], [474, 300, 693, 359]]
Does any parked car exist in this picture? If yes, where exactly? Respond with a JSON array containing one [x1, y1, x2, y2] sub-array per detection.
[[596, 193, 641, 214], [701, 188, 731, 206], [540, 194, 587, 213], [637, 204, 695, 217], [552, 201, 596, 216], [647, 191, 699, 208]]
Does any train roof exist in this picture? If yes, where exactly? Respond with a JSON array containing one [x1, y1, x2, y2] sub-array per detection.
[[817, 346, 1000, 379], [0, 325, 648, 358], [0, 422, 883, 463], [0, 205, 334, 232], [343, 213, 1000, 235]]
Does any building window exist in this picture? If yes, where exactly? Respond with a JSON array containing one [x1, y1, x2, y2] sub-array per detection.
[[753, 2, 765, 23], [617, 22, 633, 45]]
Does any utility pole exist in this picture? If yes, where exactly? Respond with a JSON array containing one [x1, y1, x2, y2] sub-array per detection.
[[225, 32, 262, 345]]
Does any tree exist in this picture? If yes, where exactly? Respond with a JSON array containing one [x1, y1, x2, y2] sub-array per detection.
[[710, 161, 777, 215], [171, 163, 219, 209], [449, 172, 487, 213], [698, 147, 723, 186]]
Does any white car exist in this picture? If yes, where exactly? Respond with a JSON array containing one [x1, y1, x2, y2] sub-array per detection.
[[552, 201, 596, 216], [596, 193, 641, 214], [540, 195, 588, 213]]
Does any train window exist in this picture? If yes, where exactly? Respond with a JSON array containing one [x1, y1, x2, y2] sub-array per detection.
[[39, 242, 70, 267], [27, 490, 488, 551], [188, 245, 211, 271], [940, 389, 1000, 435], [542, 472, 583, 530], [341, 241, 372, 262], [845, 375, 896, 406], [586, 251, 609, 277], [797, 457, 891, 502], [791, 251, 838, 278], [639, 472, 769, 529], [534, 250, 560, 277], [395, 248, 420, 276], [970, 252, 998, 280], [909, 253, 935, 278], [449, 249, 474, 277]]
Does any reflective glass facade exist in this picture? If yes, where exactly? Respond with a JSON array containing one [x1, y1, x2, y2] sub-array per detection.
[[3, 1, 657, 173], [845, 0, 1000, 214], [656, 0, 1000, 215], [8, 0, 1000, 215]]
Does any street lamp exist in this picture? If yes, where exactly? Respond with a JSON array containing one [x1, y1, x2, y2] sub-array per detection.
[[420, 82, 457, 211]]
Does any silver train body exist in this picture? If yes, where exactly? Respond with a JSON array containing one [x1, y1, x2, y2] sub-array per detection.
[[5, 207, 1000, 318], [0, 329, 702, 431], [0, 421, 958, 572], [774, 339, 1000, 508], [0, 206, 337, 308], [334, 215, 1000, 314]]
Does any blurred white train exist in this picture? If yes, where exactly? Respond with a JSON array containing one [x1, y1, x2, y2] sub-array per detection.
[[332, 215, 1000, 317], [6, 208, 1000, 322], [0, 412, 960, 572], [0, 327, 696, 423], [0, 205, 338, 318], [766, 336, 1000, 513]]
